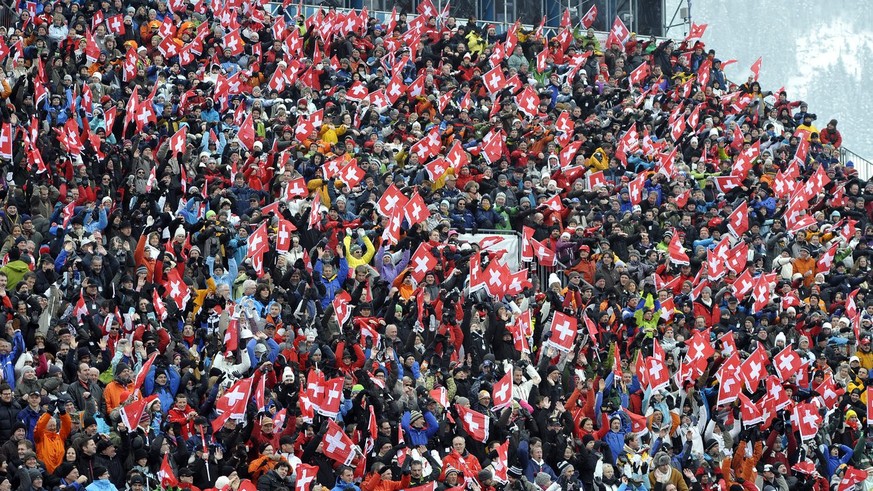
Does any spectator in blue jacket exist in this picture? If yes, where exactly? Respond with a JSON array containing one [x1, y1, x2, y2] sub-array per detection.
[[142, 365, 181, 413], [314, 249, 348, 309], [0, 330, 24, 388], [400, 410, 439, 447]]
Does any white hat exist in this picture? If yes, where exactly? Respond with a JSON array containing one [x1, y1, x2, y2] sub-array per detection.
[[548, 273, 561, 287], [240, 329, 254, 340]]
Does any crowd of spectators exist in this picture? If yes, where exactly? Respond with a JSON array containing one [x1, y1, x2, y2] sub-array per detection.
[[0, 2, 863, 491]]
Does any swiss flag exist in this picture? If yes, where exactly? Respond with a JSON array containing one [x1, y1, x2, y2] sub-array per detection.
[[212, 376, 254, 432], [558, 141, 583, 168], [403, 192, 430, 226], [530, 237, 557, 267], [322, 420, 357, 465], [284, 177, 308, 200], [119, 394, 158, 431], [606, 16, 630, 48], [628, 173, 646, 205], [483, 66, 507, 95], [645, 357, 670, 391], [684, 22, 707, 41], [548, 312, 578, 352], [410, 243, 438, 283], [491, 370, 513, 410], [773, 346, 803, 380], [425, 157, 449, 181], [237, 113, 256, 150], [456, 404, 489, 442], [712, 175, 743, 194], [586, 170, 606, 189], [817, 241, 839, 274], [815, 372, 844, 409], [416, 0, 436, 17], [158, 453, 178, 487], [727, 201, 749, 237], [224, 317, 239, 356], [740, 344, 768, 392], [716, 353, 742, 405], [164, 269, 190, 310], [483, 259, 511, 298], [223, 29, 245, 56], [732, 141, 760, 179], [0, 123, 12, 160], [152, 288, 167, 321], [295, 464, 319, 491], [668, 232, 689, 265], [838, 467, 868, 491], [338, 160, 364, 188], [247, 222, 269, 259], [377, 184, 408, 217], [168, 125, 188, 157], [793, 401, 821, 441], [381, 208, 403, 246], [628, 62, 649, 87], [332, 290, 352, 327], [516, 85, 540, 118], [504, 269, 532, 296], [738, 393, 763, 426], [749, 56, 763, 81], [446, 140, 469, 171], [581, 5, 597, 28], [316, 377, 345, 417], [275, 219, 296, 252]]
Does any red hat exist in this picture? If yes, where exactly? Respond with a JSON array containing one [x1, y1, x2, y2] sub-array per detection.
[[100, 95, 112, 105]]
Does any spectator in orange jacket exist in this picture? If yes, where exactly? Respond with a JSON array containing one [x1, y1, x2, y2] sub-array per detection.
[[35, 409, 72, 474]]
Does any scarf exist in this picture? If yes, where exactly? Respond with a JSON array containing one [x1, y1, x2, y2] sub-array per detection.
[[654, 468, 672, 484]]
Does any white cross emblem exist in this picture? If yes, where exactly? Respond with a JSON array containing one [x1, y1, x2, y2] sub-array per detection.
[[388, 82, 402, 97], [778, 354, 795, 373], [277, 227, 290, 246], [297, 470, 314, 490], [748, 361, 761, 379], [414, 256, 430, 274], [110, 17, 121, 31], [802, 410, 817, 427], [722, 376, 735, 394], [249, 232, 263, 252], [225, 386, 247, 406], [308, 382, 325, 400], [226, 35, 239, 52], [508, 276, 522, 292], [487, 72, 501, 90], [325, 388, 340, 407], [409, 202, 422, 220], [136, 106, 153, 125], [351, 85, 366, 96], [488, 269, 503, 287], [464, 412, 479, 430], [648, 361, 663, 380], [494, 382, 510, 402], [169, 281, 181, 299], [691, 342, 706, 359], [344, 166, 360, 183], [288, 181, 304, 197], [0, 131, 9, 148], [768, 383, 781, 400], [554, 320, 573, 341], [383, 194, 399, 212], [324, 430, 347, 453], [426, 131, 440, 149]]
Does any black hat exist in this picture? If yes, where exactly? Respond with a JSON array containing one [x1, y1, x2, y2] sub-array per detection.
[[178, 468, 194, 478], [93, 466, 109, 478], [83, 415, 97, 428], [55, 462, 76, 479], [97, 439, 114, 453], [508, 466, 523, 478], [129, 475, 145, 485], [134, 449, 149, 462]]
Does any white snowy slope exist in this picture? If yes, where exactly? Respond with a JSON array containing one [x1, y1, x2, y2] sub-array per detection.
[[664, 1, 873, 164]]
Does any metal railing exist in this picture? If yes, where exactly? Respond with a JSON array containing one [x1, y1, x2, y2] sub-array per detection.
[[0, 3, 17, 29], [840, 147, 873, 181]]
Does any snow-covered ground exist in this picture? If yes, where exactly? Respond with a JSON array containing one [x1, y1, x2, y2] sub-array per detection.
[[664, 1, 873, 166]]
